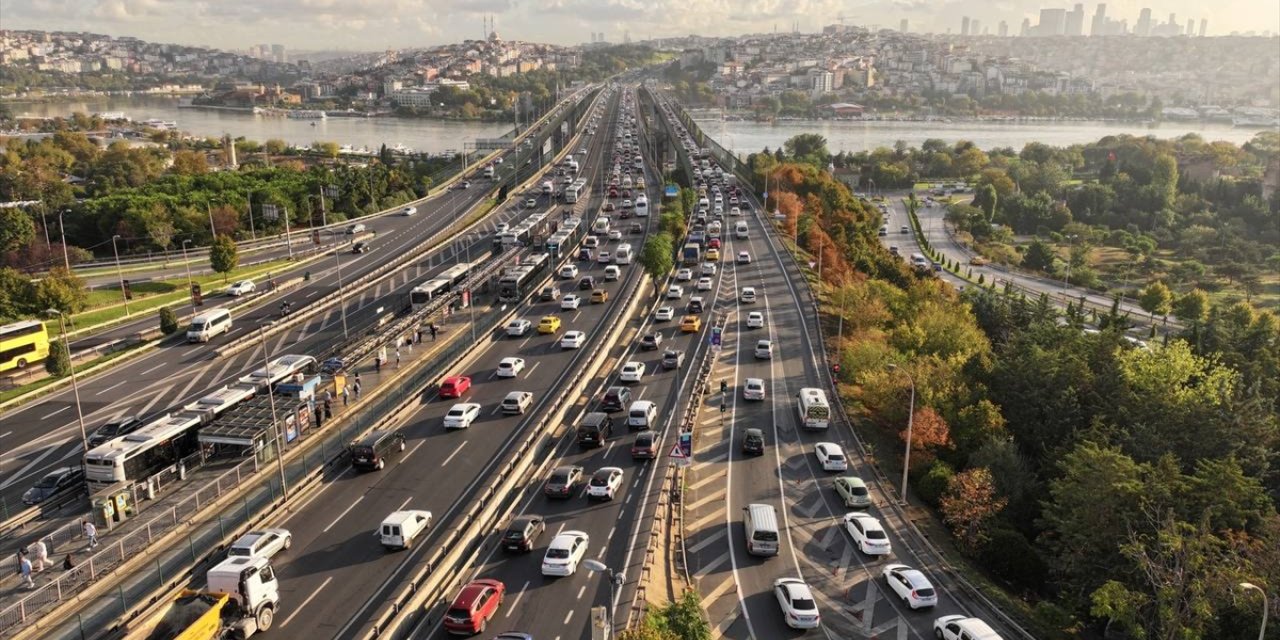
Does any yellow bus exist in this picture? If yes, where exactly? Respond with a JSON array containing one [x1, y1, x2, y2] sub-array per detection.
[[0, 320, 51, 373]]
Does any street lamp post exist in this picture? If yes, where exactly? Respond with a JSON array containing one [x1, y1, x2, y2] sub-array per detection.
[[110, 235, 129, 316], [887, 364, 915, 504], [1239, 582, 1269, 640], [205, 200, 218, 241], [256, 324, 290, 500], [332, 234, 350, 339], [46, 309, 89, 454], [57, 209, 71, 272], [584, 559, 623, 640], [181, 239, 196, 318]]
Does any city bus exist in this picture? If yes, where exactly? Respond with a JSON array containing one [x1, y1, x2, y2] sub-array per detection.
[[497, 253, 552, 303], [410, 279, 452, 311], [796, 388, 831, 430], [0, 320, 50, 373]]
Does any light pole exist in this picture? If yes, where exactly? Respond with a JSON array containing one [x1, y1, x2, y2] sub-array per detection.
[[1239, 582, 1269, 640], [256, 324, 290, 500], [205, 200, 218, 241], [181, 239, 196, 317], [584, 559, 623, 640], [111, 235, 129, 316], [332, 233, 350, 339], [887, 363, 915, 504], [1062, 234, 1079, 294], [57, 208, 71, 272], [46, 309, 89, 454]]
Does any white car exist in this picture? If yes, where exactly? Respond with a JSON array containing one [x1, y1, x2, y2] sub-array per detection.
[[525, 198, 538, 209], [603, 265, 621, 281], [844, 513, 892, 556], [666, 285, 684, 299], [619, 361, 646, 383], [598, 251, 611, 264], [561, 330, 586, 349], [746, 311, 765, 329], [541, 530, 589, 576], [655, 306, 675, 321], [815, 442, 847, 471], [559, 264, 579, 279], [743, 377, 765, 401], [700, 262, 717, 276], [934, 616, 1002, 640], [675, 268, 693, 281], [773, 578, 821, 629], [587, 467, 624, 500], [696, 277, 714, 291], [496, 357, 525, 378], [505, 319, 531, 337], [607, 230, 623, 241], [500, 391, 533, 415], [883, 564, 938, 609], [730, 206, 741, 216], [737, 251, 751, 264], [402, 205, 417, 216], [227, 528, 292, 560], [443, 403, 482, 429], [561, 294, 582, 310], [227, 280, 256, 296]]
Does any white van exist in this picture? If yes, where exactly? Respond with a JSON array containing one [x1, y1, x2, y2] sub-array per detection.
[[740, 287, 757, 304], [540, 180, 554, 195], [627, 400, 657, 429], [743, 503, 780, 556], [910, 253, 929, 268], [614, 243, 634, 265], [379, 510, 432, 550], [735, 221, 749, 239], [187, 308, 232, 343]]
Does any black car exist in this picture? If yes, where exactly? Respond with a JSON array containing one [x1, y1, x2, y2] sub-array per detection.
[[88, 415, 140, 447], [661, 349, 685, 370], [352, 241, 370, 254], [742, 428, 765, 456], [543, 465, 585, 497], [578, 276, 596, 291], [503, 514, 546, 552], [601, 386, 632, 413], [22, 467, 84, 505], [350, 430, 406, 471]]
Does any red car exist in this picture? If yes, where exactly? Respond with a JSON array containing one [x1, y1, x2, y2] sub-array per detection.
[[439, 375, 472, 399], [443, 578, 506, 634], [708, 237, 722, 249]]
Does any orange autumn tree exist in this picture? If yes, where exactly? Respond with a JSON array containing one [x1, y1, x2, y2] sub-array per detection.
[[903, 405, 953, 467], [939, 467, 1007, 553]]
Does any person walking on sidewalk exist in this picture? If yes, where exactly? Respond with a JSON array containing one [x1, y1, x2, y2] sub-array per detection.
[[341, 386, 349, 407], [30, 538, 47, 572], [82, 520, 98, 550], [19, 555, 33, 589], [394, 348, 401, 369], [353, 379, 362, 399]]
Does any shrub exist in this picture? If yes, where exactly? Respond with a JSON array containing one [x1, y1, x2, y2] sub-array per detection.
[[915, 459, 955, 506], [159, 307, 179, 335]]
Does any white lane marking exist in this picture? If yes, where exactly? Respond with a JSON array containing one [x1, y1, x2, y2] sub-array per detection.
[[563, 610, 574, 625], [526, 362, 541, 376], [0, 431, 11, 438], [504, 581, 530, 618], [397, 496, 412, 511], [602, 441, 615, 459], [322, 496, 364, 532], [0, 442, 65, 490], [94, 380, 128, 396], [40, 406, 69, 420], [607, 525, 617, 541], [279, 576, 333, 627], [402, 440, 426, 462], [577, 585, 587, 600], [440, 441, 467, 467], [140, 362, 166, 376]]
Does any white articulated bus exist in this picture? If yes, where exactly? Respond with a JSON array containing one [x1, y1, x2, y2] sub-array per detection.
[[796, 388, 831, 430]]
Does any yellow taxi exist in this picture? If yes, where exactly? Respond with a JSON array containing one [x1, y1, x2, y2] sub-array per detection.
[[590, 289, 609, 304], [705, 248, 720, 262], [537, 315, 561, 334], [680, 315, 702, 333]]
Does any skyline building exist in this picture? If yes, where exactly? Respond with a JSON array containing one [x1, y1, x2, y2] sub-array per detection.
[[1065, 3, 1085, 35]]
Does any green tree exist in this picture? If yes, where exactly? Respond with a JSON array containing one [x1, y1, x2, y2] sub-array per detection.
[[783, 133, 829, 167], [1172, 290, 1210, 327], [33, 267, 87, 313], [45, 337, 71, 377], [265, 139, 288, 155], [1022, 239, 1057, 272], [0, 267, 34, 319], [973, 184, 998, 222], [0, 207, 36, 255], [158, 306, 179, 335], [209, 234, 239, 282], [1138, 281, 1173, 323], [639, 233, 674, 295]]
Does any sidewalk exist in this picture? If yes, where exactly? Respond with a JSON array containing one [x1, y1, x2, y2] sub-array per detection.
[[0, 309, 472, 632]]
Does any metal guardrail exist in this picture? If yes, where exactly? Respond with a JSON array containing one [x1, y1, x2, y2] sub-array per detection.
[[662, 92, 1042, 640]]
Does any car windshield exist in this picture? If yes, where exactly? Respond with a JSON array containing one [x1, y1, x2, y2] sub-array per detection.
[[549, 473, 568, 485], [849, 484, 868, 495], [791, 596, 817, 611], [915, 587, 936, 597], [590, 474, 610, 486], [546, 548, 569, 559], [447, 409, 465, 417], [33, 475, 59, 489], [866, 529, 888, 540], [505, 528, 526, 539], [227, 546, 251, 557]]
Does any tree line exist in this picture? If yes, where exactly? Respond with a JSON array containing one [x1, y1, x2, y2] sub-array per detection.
[[746, 134, 1278, 639]]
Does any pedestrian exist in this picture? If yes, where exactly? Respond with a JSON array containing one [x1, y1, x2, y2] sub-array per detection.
[[324, 398, 332, 420], [430, 324, 438, 341], [323, 389, 332, 405], [19, 556, 33, 589], [31, 538, 48, 572], [341, 386, 349, 407], [415, 328, 422, 344], [82, 520, 98, 550], [353, 380, 362, 399], [374, 356, 381, 373], [406, 334, 413, 353], [62, 554, 75, 571], [395, 348, 401, 368]]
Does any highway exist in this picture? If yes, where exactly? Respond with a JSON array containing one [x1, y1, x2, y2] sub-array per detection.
[[242, 87, 642, 639], [0, 90, 595, 517], [648, 95, 1021, 639]]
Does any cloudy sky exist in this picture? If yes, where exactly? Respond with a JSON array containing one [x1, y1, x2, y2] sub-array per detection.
[[4, 0, 1276, 51]]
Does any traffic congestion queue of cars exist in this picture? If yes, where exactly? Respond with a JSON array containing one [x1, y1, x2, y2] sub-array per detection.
[[655, 96, 1005, 637]]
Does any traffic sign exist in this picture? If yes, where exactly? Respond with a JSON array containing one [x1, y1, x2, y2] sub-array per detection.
[[710, 326, 722, 346], [679, 432, 692, 458]]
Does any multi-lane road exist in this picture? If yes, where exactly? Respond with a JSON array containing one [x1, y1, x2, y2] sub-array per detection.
[[0, 90, 593, 514]]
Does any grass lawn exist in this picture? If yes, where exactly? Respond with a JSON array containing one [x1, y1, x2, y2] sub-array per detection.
[[59, 258, 296, 337]]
